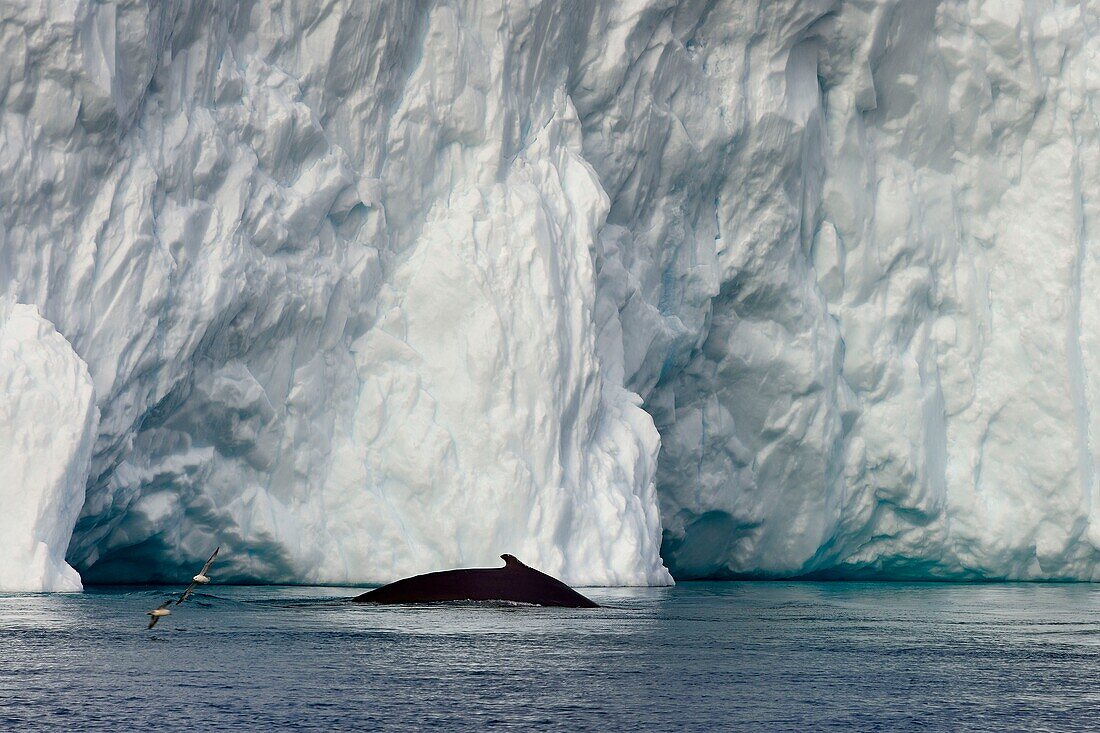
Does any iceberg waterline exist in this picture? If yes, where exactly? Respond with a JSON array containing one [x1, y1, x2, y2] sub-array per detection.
[[3, 1, 1100, 590]]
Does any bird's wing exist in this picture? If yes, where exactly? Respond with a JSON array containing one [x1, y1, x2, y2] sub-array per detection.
[[160, 599, 174, 609], [199, 546, 220, 576], [176, 583, 197, 605], [147, 615, 160, 629]]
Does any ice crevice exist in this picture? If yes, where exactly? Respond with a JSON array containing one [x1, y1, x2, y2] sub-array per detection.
[[4, 1, 1100, 590]]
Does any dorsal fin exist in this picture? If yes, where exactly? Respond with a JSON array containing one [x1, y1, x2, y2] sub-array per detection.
[[500, 554, 525, 569]]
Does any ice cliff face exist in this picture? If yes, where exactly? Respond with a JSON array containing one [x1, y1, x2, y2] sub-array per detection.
[[650, 0, 1100, 580], [3, 0, 1100, 590], [0, 299, 96, 591]]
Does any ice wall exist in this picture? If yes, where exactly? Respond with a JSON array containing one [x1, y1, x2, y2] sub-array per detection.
[[1, 1, 668, 587], [0, 300, 97, 591], [3, 0, 1100, 589], [647, 0, 1100, 580]]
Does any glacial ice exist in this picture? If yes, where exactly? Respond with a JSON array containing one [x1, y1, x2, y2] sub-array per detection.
[[4, 1, 1100, 590], [0, 300, 97, 591]]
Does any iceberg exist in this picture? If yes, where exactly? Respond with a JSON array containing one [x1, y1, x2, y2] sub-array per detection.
[[0, 300, 97, 591], [2, 0, 1100, 590], [647, 0, 1100, 581]]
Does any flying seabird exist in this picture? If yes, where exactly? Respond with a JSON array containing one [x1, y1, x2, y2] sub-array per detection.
[[177, 546, 221, 605], [147, 599, 173, 629]]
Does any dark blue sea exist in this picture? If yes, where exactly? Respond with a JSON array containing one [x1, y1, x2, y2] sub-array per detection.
[[2, 582, 1098, 731]]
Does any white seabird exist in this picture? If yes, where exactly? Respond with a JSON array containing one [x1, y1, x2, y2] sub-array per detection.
[[147, 599, 173, 629], [177, 546, 220, 605]]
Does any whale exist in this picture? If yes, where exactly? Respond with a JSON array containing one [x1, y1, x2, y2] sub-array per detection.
[[352, 554, 599, 607]]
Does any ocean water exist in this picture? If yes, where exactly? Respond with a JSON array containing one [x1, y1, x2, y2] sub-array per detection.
[[2, 582, 1099, 731]]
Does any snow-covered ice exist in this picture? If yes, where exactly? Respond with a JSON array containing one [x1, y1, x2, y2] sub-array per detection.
[[4, 1, 1100, 590]]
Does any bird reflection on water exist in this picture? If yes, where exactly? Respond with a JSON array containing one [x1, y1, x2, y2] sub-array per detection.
[[1, 583, 1099, 730]]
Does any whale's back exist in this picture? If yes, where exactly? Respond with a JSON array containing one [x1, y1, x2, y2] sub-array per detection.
[[352, 555, 599, 607]]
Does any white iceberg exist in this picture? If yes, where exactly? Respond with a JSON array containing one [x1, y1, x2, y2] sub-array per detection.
[[0, 300, 97, 591], [2, 1, 1100, 590]]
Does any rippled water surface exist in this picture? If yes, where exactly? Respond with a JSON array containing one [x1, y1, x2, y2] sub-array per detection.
[[2, 582, 1100, 731]]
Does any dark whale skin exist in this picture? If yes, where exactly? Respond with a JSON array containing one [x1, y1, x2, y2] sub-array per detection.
[[352, 554, 599, 608]]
